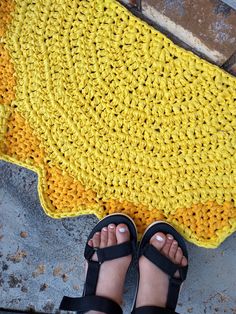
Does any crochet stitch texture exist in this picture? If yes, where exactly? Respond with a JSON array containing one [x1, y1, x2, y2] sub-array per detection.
[[1, 0, 236, 248]]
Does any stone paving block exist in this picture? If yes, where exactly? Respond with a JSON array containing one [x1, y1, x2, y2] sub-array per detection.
[[223, 50, 236, 74], [221, 0, 236, 10], [141, 0, 236, 65], [120, 0, 137, 6], [229, 62, 236, 74]]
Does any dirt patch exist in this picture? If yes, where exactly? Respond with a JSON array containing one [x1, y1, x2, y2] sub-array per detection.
[[39, 283, 48, 291], [0, 273, 4, 287], [53, 266, 69, 282], [21, 286, 28, 293], [7, 249, 27, 263], [62, 273, 69, 282], [20, 231, 28, 238], [42, 301, 54, 312], [73, 284, 80, 291], [53, 266, 62, 276], [32, 264, 45, 278], [217, 292, 230, 303], [2, 262, 8, 271], [8, 274, 22, 288]]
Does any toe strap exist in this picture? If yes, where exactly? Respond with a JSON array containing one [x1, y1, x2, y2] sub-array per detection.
[[143, 244, 179, 277], [85, 240, 133, 263], [143, 244, 187, 281], [59, 295, 123, 314]]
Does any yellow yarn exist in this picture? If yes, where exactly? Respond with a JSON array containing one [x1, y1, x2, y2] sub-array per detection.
[[1, 0, 236, 247]]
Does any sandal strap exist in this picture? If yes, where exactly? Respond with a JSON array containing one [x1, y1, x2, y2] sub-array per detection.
[[143, 243, 187, 310], [84, 240, 133, 263], [167, 277, 183, 310], [59, 295, 122, 314], [132, 306, 179, 314], [143, 244, 180, 277], [84, 260, 100, 295]]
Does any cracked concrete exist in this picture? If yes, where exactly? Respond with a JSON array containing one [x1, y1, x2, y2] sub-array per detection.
[[1, 160, 236, 314]]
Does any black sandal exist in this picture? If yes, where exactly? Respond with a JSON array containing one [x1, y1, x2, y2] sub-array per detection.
[[131, 221, 188, 314], [59, 213, 137, 314]]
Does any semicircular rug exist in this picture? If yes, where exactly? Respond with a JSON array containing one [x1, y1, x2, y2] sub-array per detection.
[[1, 0, 236, 248]]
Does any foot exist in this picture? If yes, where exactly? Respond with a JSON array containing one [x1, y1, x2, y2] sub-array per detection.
[[136, 232, 188, 309], [86, 223, 131, 314]]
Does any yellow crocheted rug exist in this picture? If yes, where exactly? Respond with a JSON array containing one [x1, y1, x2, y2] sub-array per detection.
[[1, 0, 236, 248]]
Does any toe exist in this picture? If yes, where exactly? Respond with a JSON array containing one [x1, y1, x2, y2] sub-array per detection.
[[161, 233, 174, 256], [174, 247, 183, 264], [88, 239, 93, 247], [169, 240, 178, 261], [108, 224, 117, 246], [116, 224, 130, 244], [92, 232, 101, 248], [181, 256, 188, 267], [100, 227, 108, 248], [150, 232, 166, 251]]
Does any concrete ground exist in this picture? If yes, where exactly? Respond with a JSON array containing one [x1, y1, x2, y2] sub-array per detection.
[[1, 160, 236, 314]]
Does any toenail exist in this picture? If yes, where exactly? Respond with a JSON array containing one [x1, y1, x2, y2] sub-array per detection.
[[95, 232, 100, 235], [167, 234, 173, 240], [102, 227, 108, 231], [108, 224, 115, 229], [119, 227, 127, 233], [156, 235, 164, 242], [173, 241, 177, 245]]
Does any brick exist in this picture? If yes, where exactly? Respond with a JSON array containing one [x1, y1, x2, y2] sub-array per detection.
[[141, 0, 236, 65]]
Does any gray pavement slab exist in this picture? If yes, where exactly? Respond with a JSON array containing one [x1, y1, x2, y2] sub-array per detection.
[[221, 0, 236, 10], [0, 160, 236, 314]]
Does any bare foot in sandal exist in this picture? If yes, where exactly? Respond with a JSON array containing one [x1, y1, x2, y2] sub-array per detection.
[[87, 223, 131, 314], [136, 232, 188, 309]]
